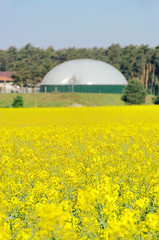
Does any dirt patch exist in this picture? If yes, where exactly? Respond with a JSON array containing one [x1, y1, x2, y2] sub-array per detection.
[[70, 103, 84, 107]]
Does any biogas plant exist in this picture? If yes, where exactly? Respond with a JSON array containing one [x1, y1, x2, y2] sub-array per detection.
[[40, 59, 127, 93]]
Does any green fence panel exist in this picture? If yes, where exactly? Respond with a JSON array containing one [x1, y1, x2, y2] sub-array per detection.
[[40, 85, 126, 93]]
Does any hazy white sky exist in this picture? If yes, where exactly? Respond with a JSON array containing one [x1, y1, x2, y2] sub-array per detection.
[[1, 0, 159, 50]]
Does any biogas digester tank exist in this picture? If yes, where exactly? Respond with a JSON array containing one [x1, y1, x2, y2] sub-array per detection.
[[40, 59, 127, 93]]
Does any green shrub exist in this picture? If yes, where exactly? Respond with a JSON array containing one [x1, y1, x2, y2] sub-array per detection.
[[153, 96, 159, 104], [12, 96, 24, 108], [121, 78, 147, 105]]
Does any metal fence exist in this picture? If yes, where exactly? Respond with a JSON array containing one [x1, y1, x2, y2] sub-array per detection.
[[40, 85, 126, 93]]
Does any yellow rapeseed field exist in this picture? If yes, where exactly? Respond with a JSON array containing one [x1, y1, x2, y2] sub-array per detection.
[[0, 106, 159, 239]]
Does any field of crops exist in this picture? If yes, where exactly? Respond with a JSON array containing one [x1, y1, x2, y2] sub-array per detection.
[[0, 106, 159, 239]]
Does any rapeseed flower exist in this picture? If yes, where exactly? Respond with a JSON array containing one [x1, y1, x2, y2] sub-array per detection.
[[0, 106, 159, 239]]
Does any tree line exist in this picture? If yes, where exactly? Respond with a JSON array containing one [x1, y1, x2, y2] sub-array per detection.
[[0, 43, 159, 93]]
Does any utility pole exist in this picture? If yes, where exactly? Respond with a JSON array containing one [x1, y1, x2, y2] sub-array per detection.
[[35, 80, 37, 107], [4, 75, 6, 93]]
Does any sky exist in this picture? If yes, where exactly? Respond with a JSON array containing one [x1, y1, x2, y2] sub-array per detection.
[[1, 0, 159, 50]]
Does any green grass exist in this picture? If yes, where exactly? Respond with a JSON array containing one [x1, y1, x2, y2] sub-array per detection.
[[0, 92, 155, 108]]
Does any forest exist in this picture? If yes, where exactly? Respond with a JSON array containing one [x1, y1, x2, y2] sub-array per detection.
[[0, 43, 159, 94]]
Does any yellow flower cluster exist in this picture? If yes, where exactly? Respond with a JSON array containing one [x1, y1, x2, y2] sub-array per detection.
[[0, 106, 159, 239]]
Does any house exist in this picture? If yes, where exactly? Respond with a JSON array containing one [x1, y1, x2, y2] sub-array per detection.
[[0, 72, 20, 92]]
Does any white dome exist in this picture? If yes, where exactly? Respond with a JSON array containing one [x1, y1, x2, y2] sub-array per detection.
[[41, 59, 127, 85]]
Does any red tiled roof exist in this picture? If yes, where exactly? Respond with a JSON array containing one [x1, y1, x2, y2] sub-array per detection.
[[0, 72, 14, 82]]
